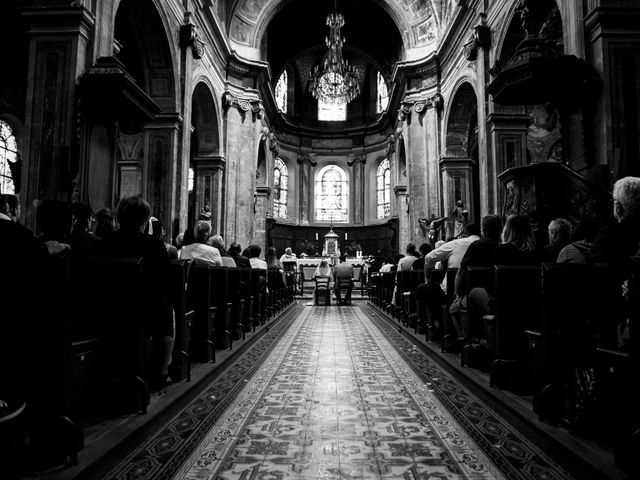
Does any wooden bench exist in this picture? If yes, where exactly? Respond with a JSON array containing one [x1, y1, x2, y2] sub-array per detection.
[[186, 264, 216, 363]]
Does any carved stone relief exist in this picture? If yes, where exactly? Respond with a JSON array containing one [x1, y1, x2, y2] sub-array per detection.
[[526, 103, 562, 163]]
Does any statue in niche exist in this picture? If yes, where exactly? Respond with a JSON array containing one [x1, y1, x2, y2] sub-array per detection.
[[452, 200, 468, 239], [527, 103, 562, 163]]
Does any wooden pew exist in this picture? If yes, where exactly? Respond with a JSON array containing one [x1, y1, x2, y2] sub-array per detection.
[[226, 267, 246, 341], [615, 257, 640, 476], [239, 268, 255, 332], [210, 267, 233, 350], [169, 260, 194, 382], [485, 265, 541, 393], [186, 264, 216, 363], [69, 257, 150, 414]]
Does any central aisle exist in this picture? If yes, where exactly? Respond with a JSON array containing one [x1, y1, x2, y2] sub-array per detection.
[[106, 305, 575, 480]]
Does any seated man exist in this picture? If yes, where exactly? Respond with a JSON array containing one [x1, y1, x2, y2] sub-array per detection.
[[180, 221, 223, 266], [333, 254, 354, 305]]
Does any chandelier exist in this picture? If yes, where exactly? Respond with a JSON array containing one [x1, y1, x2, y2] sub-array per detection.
[[309, 3, 360, 105]]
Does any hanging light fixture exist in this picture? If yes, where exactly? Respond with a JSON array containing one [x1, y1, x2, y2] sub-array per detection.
[[308, 0, 361, 105]]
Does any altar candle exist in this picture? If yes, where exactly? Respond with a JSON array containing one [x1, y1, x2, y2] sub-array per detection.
[[345, 232, 348, 240], [315, 233, 318, 240]]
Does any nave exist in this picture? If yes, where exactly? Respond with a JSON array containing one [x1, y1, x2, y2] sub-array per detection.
[[83, 304, 587, 480]]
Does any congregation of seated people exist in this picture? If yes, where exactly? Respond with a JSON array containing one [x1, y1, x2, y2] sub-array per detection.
[[0, 194, 295, 476], [367, 176, 640, 460]]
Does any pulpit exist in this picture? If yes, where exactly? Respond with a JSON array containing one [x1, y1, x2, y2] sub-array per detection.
[[498, 162, 612, 245]]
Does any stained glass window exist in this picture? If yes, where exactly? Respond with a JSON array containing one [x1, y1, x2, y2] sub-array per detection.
[[0, 120, 17, 195], [376, 71, 389, 113], [318, 97, 346, 121], [275, 71, 288, 113], [376, 158, 391, 219], [315, 165, 348, 222], [273, 157, 288, 218]]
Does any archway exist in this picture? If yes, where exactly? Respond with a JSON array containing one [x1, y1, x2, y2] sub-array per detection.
[[190, 82, 222, 232], [442, 82, 480, 235]]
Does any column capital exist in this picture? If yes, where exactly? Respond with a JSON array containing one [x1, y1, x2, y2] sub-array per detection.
[[297, 153, 317, 166], [193, 155, 226, 170], [222, 91, 264, 120], [255, 186, 271, 196], [397, 93, 444, 121], [394, 185, 407, 196]]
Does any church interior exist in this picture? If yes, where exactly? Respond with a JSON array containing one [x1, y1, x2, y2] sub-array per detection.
[[1, 0, 639, 479]]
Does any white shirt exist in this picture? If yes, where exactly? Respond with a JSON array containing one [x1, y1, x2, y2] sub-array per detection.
[[424, 235, 480, 291], [397, 255, 418, 271], [250, 257, 268, 269], [180, 243, 223, 266], [424, 235, 480, 270]]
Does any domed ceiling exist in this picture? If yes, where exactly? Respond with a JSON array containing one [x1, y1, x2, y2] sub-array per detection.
[[228, 0, 459, 60]]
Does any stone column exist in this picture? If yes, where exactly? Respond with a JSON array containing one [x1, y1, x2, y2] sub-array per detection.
[[254, 186, 271, 255], [394, 185, 408, 253], [348, 155, 365, 224], [117, 132, 144, 199], [177, 12, 205, 234], [21, 6, 94, 228], [297, 154, 316, 225], [487, 110, 529, 214], [222, 92, 263, 247], [143, 113, 181, 236], [193, 156, 225, 234]]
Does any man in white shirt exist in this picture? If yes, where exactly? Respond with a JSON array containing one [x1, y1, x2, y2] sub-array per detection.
[[179, 221, 223, 266], [397, 243, 420, 271], [416, 223, 481, 341], [248, 244, 268, 269]]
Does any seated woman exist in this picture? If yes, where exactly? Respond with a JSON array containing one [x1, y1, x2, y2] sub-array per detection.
[[465, 214, 539, 340], [313, 260, 333, 305]]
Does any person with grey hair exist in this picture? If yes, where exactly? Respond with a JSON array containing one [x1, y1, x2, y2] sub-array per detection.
[[209, 234, 236, 267], [590, 176, 640, 265], [540, 217, 571, 263], [179, 220, 223, 266]]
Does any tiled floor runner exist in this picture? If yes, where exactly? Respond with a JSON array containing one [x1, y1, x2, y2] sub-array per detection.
[[104, 305, 574, 480]]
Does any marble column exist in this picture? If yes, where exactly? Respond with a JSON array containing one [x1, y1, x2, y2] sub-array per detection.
[[254, 186, 271, 256], [394, 185, 409, 253], [143, 113, 181, 236], [21, 6, 94, 228], [193, 156, 225, 234], [349, 155, 366, 224], [487, 110, 529, 215], [297, 154, 315, 225], [222, 93, 263, 247]]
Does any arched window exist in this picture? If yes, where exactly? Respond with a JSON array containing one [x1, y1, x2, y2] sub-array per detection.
[[376, 159, 391, 219], [275, 71, 288, 113], [376, 71, 389, 113], [318, 97, 346, 121], [315, 164, 348, 222], [273, 157, 288, 218], [0, 120, 17, 194]]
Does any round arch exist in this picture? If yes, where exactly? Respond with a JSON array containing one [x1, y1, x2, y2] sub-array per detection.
[[113, 0, 179, 111], [444, 82, 479, 157], [191, 82, 221, 158]]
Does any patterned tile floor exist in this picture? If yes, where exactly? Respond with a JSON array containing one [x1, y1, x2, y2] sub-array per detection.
[[105, 305, 575, 480]]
